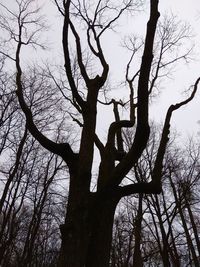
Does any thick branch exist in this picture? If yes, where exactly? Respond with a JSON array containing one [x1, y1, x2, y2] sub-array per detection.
[[63, 1, 86, 109], [15, 41, 76, 166], [107, 120, 134, 149], [117, 181, 161, 198], [152, 77, 200, 186], [93, 31, 109, 82], [69, 20, 90, 85], [113, 101, 124, 151], [137, 0, 160, 128], [98, 181, 161, 200], [95, 134, 105, 158], [107, 0, 160, 187], [118, 77, 200, 198]]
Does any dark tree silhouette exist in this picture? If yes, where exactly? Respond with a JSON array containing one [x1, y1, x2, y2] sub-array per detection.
[[0, 0, 199, 266]]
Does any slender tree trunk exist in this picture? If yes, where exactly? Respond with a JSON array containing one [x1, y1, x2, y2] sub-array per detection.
[[154, 195, 171, 267], [169, 176, 200, 267], [132, 193, 143, 267], [186, 200, 200, 257], [162, 190, 181, 267]]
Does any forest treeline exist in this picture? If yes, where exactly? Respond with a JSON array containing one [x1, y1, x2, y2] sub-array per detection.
[[1, 81, 200, 266]]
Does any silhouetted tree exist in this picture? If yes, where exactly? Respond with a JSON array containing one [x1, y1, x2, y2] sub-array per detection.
[[0, 0, 199, 266]]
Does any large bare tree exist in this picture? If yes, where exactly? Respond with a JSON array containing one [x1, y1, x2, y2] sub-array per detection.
[[0, 0, 199, 266]]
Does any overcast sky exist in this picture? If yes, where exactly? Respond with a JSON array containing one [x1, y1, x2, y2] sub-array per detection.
[[38, 0, 200, 139], [1, 0, 200, 139], [153, 1, 200, 138]]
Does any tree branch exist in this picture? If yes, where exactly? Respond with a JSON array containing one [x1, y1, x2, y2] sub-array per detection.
[[152, 77, 200, 186], [107, 120, 134, 149], [15, 32, 76, 168], [63, 1, 86, 109], [69, 20, 90, 85], [107, 0, 160, 188]]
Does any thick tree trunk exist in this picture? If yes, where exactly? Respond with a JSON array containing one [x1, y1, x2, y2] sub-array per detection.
[[58, 192, 119, 267], [58, 193, 91, 267], [86, 197, 118, 267]]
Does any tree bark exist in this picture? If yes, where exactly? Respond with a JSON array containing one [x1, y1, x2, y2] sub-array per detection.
[[58, 191, 119, 267], [86, 197, 119, 267], [58, 190, 91, 267], [132, 194, 143, 267]]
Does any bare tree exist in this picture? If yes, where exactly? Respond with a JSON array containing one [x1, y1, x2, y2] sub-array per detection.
[[0, 0, 199, 266]]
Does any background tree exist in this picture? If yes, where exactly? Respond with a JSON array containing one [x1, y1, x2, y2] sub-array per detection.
[[109, 131, 200, 267]]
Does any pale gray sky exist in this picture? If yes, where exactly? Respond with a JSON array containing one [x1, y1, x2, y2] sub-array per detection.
[[1, 0, 200, 139], [154, 1, 200, 138], [45, 0, 200, 139]]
